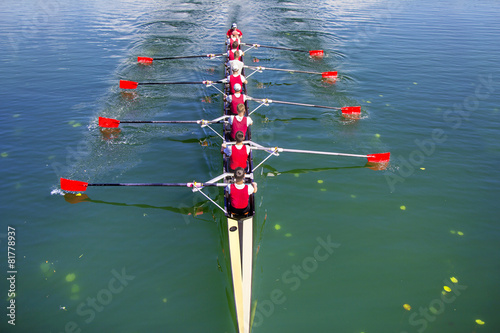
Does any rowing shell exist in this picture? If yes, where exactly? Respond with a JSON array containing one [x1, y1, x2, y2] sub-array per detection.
[[222, 40, 254, 333]]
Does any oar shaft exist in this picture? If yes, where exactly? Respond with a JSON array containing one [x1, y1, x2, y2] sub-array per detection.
[[251, 147, 367, 158], [154, 53, 224, 60], [278, 148, 367, 158], [241, 42, 307, 53], [120, 120, 202, 124], [245, 66, 321, 75], [87, 183, 227, 187], [139, 81, 209, 85], [263, 99, 340, 110]]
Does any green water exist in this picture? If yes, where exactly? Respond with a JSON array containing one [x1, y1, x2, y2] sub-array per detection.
[[1, 0, 499, 332]]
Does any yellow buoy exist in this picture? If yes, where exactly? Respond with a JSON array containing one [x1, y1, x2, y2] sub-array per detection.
[[457, 231, 464, 236], [317, 179, 324, 184], [400, 205, 406, 211], [443, 286, 451, 292], [274, 224, 281, 231], [450, 277, 458, 283], [475, 319, 485, 325], [403, 304, 411, 311]]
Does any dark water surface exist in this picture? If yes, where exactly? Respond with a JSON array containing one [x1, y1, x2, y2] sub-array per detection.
[[1, 0, 499, 332]]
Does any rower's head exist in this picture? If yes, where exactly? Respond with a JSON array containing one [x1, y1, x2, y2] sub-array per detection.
[[231, 23, 237, 29], [237, 103, 246, 115], [231, 64, 240, 74], [235, 131, 244, 143], [234, 167, 245, 182], [231, 40, 238, 49], [233, 83, 242, 93]]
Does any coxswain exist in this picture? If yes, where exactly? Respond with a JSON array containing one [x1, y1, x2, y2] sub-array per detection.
[[226, 167, 257, 216], [222, 64, 247, 94], [226, 22, 243, 39], [229, 103, 253, 140], [225, 83, 248, 115], [222, 131, 250, 172]]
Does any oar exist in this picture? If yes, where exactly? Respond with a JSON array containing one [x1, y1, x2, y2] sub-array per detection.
[[60, 178, 228, 192], [252, 98, 361, 116], [241, 42, 324, 57], [119, 80, 221, 89], [244, 65, 337, 79], [138, 53, 225, 64], [98, 117, 224, 128], [251, 146, 390, 164]]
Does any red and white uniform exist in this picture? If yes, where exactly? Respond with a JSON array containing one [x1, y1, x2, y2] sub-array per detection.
[[228, 48, 242, 61], [227, 74, 246, 94], [226, 29, 243, 38], [227, 183, 254, 209], [229, 115, 253, 140], [226, 93, 248, 114], [224, 144, 250, 170]]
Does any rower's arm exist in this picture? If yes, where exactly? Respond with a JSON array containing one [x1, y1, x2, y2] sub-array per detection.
[[252, 182, 257, 193]]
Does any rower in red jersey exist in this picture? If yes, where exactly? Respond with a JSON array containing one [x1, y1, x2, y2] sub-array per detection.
[[226, 167, 257, 216], [228, 40, 244, 61], [229, 103, 253, 140], [225, 83, 249, 115], [226, 22, 243, 39], [227, 31, 241, 50], [222, 64, 247, 94], [222, 131, 250, 172]]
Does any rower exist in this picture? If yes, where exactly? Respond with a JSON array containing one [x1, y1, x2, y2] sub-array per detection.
[[228, 40, 244, 71], [226, 167, 257, 216], [222, 64, 248, 94], [225, 83, 249, 115], [226, 22, 243, 40], [222, 131, 250, 172], [229, 103, 253, 140], [227, 31, 241, 50]]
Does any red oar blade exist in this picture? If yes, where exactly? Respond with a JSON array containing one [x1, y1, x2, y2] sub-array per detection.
[[98, 117, 120, 128], [60, 178, 89, 192], [341, 106, 361, 118], [322, 71, 338, 79], [120, 80, 139, 89], [309, 50, 324, 58], [367, 152, 391, 163], [138, 56, 153, 64]]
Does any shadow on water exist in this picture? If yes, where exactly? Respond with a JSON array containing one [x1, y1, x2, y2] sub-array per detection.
[[63, 193, 216, 223]]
